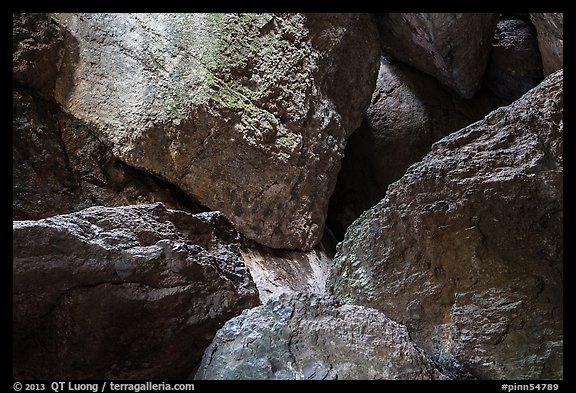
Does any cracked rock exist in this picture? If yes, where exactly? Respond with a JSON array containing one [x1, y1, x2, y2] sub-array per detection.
[[13, 203, 259, 379], [195, 293, 446, 380]]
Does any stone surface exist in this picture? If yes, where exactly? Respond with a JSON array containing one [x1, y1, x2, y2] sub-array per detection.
[[531, 13, 563, 76], [327, 57, 504, 239], [13, 14, 207, 221], [13, 13, 64, 100], [329, 71, 563, 379], [486, 18, 543, 102], [13, 203, 259, 379], [195, 294, 446, 380], [53, 13, 380, 251], [240, 233, 336, 302], [377, 13, 499, 99]]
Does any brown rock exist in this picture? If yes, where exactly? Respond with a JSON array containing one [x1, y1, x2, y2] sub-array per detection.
[[327, 57, 504, 238], [53, 13, 380, 251], [486, 18, 543, 102], [13, 203, 259, 379], [377, 13, 499, 99], [329, 71, 563, 379], [13, 13, 64, 100], [531, 13, 563, 75], [195, 294, 447, 380]]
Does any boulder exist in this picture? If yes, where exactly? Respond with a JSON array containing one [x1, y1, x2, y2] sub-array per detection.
[[329, 70, 563, 379], [53, 13, 380, 251], [13, 203, 259, 379], [530, 13, 563, 75], [377, 13, 499, 98], [486, 18, 543, 102], [327, 57, 504, 238], [195, 294, 446, 380]]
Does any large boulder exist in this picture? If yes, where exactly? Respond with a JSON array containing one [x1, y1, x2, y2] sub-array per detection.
[[13, 14, 206, 220], [485, 18, 543, 102], [376, 13, 499, 99], [13, 203, 259, 379], [329, 71, 563, 379], [195, 294, 446, 380], [327, 56, 504, 238], [530, 13, 563, 76], [53, 13, 380, 251]]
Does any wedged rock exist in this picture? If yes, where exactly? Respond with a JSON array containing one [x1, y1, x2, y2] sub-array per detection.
[[240, 233, 335, 302], [530, 13, 563, 75], [327, 57, 504, 238], [13, 203, 259, 379], [329, 71, 563, 379], [195, 294, 447, 380], [486, 18, 543, 102], [377, 13, 499, 99], [53, 13, 380, 251]]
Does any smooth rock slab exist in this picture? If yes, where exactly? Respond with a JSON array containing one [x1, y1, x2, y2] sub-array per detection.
[[13, 203, 259, 379]]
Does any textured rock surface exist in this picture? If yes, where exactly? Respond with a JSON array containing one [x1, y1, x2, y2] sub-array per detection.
[[377, 13, 499, 98], [531, 13, 563, 75], [54, 13, 380, 251], [13, 14, 206, 220], [486, 18, 543, 102], [13, 203, 259, 379], [13, 13, 64, 100], [240, 234, 335, 302], [195, 294, 446, 380], [329, 71, 563, 379], [327, 57, 504, 238]]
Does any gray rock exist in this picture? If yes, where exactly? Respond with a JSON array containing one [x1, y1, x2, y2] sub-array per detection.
[[53, 13, 380, 251], [486, 18, 543, 102], [531, 13, 563, 75], [329, 70, 563, 379], [377, 13, 499, 98], [195, 294, 446, 380], [327, 56, 504, 238], [240, 234, 335, 302], [13, 203, 259, 379]]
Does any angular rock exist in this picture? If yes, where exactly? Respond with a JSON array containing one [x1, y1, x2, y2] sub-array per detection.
[[53, 13, 380, 251], [377, 13, 499, 99], [329, 71, 563, 379], [327, 57, 504, 238], [531, 13, 563, 75], [486, 18, 543, 102], [13, 203, 259, 379], [195, 294, 446, 380], [240, 233, 335, 302]]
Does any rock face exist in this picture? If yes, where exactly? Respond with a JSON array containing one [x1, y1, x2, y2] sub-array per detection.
[[13, 203, 259, 379], [327, 57, 504, 238], [240, 234, 335, 302], [329, 71, 563, 379], [54, 13, 380, 251], [13, 13, 206, 221], [486, 18, 543, 102], [377, 13, 499, 99], [531, 13, 563, 76], [195, 294, 446, 380]]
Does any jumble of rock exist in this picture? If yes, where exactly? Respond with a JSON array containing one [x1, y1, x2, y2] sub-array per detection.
[[13, 12, 562, 380]]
